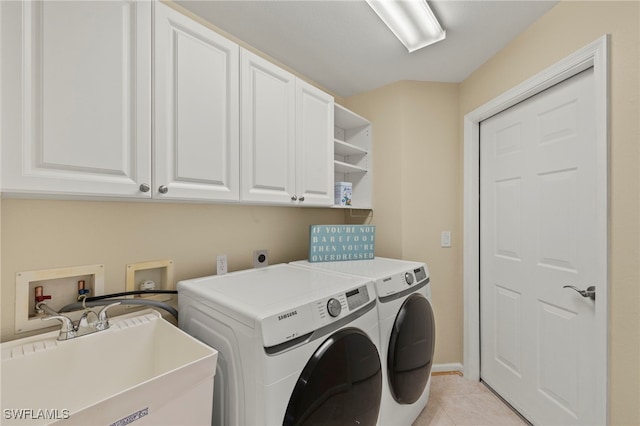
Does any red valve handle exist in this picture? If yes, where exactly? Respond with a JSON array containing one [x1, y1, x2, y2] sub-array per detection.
[[34, 286, 52, 303]]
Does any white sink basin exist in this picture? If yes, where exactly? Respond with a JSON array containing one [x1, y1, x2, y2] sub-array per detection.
[[1, 310, 217, 425]]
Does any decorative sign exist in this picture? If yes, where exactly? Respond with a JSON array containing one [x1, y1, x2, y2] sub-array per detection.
[[309, 225, 375, 263]]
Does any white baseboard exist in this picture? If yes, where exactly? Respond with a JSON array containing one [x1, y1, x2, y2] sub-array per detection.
[[432, 363, 464, 374]]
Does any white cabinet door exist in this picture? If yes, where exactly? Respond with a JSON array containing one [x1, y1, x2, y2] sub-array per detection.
[[240, 49, 334, 206], [154, 3, 239, 201], [296, 80, 334, 206], [240, 49, 296, 204], [1, 1, 151, 198]]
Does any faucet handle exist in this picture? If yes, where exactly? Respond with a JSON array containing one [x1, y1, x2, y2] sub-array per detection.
[[96, 302, 121, 330], [42, 315, 77, 340], [77, 310, 98, 329]]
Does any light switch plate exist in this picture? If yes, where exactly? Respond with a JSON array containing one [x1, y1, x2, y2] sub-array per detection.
[[441, 231, 452, 248]]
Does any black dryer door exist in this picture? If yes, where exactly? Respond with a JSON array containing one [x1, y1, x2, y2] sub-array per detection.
[[387, 293, 436, 404], [283, 328, 382, 426]]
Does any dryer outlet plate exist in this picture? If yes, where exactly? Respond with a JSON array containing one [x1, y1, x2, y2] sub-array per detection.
[[253, 250, 269, 268]]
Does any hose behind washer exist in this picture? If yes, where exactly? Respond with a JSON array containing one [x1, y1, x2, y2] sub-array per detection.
[[59, 298, 178, 320]]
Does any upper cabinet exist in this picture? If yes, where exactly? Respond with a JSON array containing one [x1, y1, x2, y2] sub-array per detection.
[[240, 49, 334, 206], [1, 1, 152, 198], [154, 3, 240, 201], [334, 105, 372, 209], [1, 2, 363, 209], [240, 49, 296, 204], [295, 80, 335, 206]]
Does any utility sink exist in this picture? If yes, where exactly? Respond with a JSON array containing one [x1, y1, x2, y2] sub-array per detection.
[[1, 310, 217, 425]]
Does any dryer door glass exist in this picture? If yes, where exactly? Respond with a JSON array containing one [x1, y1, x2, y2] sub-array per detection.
[[283, 328, 382, 426], [387, 293, 436, 404]]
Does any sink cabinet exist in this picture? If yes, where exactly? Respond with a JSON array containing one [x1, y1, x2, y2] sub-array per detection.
[[1, 310, 217, 426]]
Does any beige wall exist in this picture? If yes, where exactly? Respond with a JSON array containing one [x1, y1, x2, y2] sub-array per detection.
[[1, 200, 343, 341], [346, 1, 639, 424], [344, 81, 462, 365]]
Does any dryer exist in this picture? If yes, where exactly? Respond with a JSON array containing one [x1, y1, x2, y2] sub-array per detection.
[[290, 257, 435, 426], [178, 264, 383, 426]]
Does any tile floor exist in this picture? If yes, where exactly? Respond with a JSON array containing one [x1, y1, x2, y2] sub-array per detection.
[[413, 373, 528, 426]]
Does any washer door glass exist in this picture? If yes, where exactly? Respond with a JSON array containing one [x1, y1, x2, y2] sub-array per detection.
[[387, 293, 436, 404], [283, 328, 382, 426]]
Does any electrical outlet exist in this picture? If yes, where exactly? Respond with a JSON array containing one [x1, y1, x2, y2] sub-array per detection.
[[253, 249, 269, 268], [217, 255, 228, 275]]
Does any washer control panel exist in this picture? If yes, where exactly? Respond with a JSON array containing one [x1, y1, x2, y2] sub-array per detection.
[[404, 272, 415, 285], [345, 286, 370, 310], [316, 285, 370, 320], [414, 266, 427, 282], [326, 298, 342, 317], [261, 283, 373, 348]]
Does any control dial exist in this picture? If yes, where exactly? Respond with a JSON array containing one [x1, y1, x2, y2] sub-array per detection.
[[327, 298, 342, 317], [404, 272, 415, 285]]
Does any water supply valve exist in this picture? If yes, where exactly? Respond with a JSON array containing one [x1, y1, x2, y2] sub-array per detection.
[[77, 280, 91, 300], [34, 286, 52, 303]]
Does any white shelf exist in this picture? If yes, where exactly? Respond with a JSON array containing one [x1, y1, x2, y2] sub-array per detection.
[[334, 139, 367, 157], [333, 104, 372, 209], [331, 204, 370, 210], [335, 104, 370, 129], [334, 160, 367, 174]]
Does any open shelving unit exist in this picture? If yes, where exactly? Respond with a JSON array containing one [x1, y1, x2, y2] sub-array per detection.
[[333, 104, 372, 209]]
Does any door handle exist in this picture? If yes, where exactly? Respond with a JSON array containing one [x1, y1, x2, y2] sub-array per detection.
[[563, 285, 596, 300]]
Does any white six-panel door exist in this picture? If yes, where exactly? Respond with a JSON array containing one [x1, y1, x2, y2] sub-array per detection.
[[480, 68, 600, 425], [154, 2, 240, 201]]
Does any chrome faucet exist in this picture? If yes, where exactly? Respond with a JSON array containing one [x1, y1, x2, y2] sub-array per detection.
[[36, 302, 121, 341]]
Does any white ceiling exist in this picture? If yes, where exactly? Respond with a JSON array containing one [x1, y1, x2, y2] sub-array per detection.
[[176, 0, 559, 98]]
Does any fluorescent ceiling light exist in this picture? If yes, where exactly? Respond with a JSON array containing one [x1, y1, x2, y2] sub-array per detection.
[[366, 0, 446, 52]]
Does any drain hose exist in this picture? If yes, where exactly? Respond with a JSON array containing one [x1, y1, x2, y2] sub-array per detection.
[[59, 298, 178, 320]]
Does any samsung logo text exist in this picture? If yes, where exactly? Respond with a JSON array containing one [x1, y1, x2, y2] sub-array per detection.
[[278, 311, 297, 321]]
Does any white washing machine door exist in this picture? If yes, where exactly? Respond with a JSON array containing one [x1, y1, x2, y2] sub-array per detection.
[[387, 294, 436, 404], [283, 328, 382, 426]]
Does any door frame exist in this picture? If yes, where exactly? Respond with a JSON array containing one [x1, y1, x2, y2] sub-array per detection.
[[463, 35, 609, 422]]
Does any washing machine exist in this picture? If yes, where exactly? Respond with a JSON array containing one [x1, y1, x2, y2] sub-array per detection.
[[290, 257, 435, 426], [177, 264, 383, 426]]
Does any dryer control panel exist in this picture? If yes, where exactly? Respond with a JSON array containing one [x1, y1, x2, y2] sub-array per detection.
[[261, 283, 373, 349], [375, 266, 428, 298]]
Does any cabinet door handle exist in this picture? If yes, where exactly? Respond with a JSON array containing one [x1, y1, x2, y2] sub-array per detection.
[[139, 183, 150, 193], [291, 195, 298, 201], [158, 185, 169, 194], [299, 196, 305, 202]]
